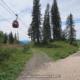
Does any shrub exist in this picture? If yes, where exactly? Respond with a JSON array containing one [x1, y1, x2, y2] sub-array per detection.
[[0, 49, 10, 63]]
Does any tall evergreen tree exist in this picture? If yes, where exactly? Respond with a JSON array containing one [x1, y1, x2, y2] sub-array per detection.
[[31, 0, 41, 43], [66, 14, 76, 45], [3, 33, 8, 44], [43, 4, 51, 43], [0, 31, 4, 43], [51, 0, 62, 40], [28, 25, 33, 41], [14, 33, 18, 43], [8, 32, 14, 44]]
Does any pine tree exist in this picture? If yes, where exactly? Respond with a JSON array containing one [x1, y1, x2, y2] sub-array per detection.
[[51, 0, 62, 40], [8, 32, 14, 44], [61, 30, 66, 40], [14, 33, 18, 44], [28, 24, 33, 41], [31, 0, 41, 44], [3, 33, 8, 44], [0, 31, 4, 43], [43, 4, 51, 43], [66, 14, 76, 45]]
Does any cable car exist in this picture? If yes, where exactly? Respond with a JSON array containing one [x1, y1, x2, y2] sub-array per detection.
[[12, 20, 19, 28], [12, 14, 19, 28]]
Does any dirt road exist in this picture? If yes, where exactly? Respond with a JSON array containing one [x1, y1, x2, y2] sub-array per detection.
[[17, 51, 80, 80]]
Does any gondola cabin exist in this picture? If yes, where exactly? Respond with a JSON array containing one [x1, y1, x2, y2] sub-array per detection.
[[12, 20, 19, 28]]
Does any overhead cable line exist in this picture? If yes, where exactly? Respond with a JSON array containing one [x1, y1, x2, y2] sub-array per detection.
[[0, 2, 13, 15], [1, 0, 16, 15], [0, 0, 27, 27]]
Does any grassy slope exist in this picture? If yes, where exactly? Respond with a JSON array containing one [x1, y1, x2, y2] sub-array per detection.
[[77, 40, 80, 48], [0, 45, 32, 80], [0, 41, 78, 80], [32, 41, 78, 60]]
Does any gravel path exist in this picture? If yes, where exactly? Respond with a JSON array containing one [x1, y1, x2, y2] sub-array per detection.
[[17, 51, 80, 80], [17, 50, 52, 80]]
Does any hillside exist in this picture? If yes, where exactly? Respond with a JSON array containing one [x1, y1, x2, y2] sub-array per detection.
[[0, 41, 79, 80], [17, 41, 79, 80], [0, 45, 32, 80], [31, 41, 78, 60]]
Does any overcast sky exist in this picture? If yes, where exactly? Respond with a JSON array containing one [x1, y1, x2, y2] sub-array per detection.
[[0, 0, 80, 41]]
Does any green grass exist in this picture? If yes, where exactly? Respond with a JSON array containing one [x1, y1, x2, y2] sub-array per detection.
[[32, 41, 78, 60], [0, 41, 78, 80], [77, 40, 80, 48], [0, 45, 32, 80]]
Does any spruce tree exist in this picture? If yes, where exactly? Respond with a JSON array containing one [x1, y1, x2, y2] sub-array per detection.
[[8, 32, 14, 44], [61, 30, 66, 40], [28, 25, 33, 41], [0, 31, 4, 43], [66, 14, 76, 45], [31, 0, 41, 44], [14, 33, 18, 44], [51, 0, 62, 40], [3, 33, 8, 44], [43, 4, 51, 43]]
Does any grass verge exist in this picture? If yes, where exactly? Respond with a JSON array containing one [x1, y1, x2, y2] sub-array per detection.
[[32, 41, 78, 60], [0, 45, 32, 80]]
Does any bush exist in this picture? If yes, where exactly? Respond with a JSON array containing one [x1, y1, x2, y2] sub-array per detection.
[[0, 49, 10, 63], [0, 46, 32, 80], [23, 45, 31, 53]]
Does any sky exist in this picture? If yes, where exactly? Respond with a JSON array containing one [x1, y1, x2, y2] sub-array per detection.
[[0, 0, 80, 41]]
